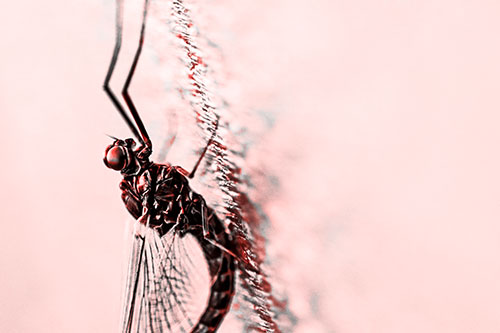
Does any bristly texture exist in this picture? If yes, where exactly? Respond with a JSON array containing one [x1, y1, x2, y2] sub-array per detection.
[[166, 0, 284, 331]]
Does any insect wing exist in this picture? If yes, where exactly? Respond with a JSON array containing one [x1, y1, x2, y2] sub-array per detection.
[[121, 221, 211, 332]]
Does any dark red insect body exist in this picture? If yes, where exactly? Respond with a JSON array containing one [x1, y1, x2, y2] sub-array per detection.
[[100, 0, 250, 330], [104, 139, 235, 332]]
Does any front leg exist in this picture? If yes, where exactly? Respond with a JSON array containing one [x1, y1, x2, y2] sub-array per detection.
[[120, 180, 143, 219]]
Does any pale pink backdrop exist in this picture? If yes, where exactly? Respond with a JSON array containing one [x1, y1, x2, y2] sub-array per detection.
[[1, 0, 500, 332]]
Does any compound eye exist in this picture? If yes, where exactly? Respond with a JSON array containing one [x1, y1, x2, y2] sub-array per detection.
[[104, 146, 128, 171]]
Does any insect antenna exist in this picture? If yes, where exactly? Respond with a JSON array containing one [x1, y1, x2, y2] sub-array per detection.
[[103, 0, 145, 146], [121, 0, 153, 150]]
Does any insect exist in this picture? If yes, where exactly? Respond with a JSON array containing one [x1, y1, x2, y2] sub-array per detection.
[[102, 0, 236, 331]]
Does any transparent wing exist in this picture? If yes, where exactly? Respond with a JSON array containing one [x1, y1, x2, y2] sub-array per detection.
[[146, 0, 287, 330], [121, 221, 210, 333]]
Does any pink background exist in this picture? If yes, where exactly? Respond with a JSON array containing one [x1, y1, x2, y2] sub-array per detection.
[[2, 0, 500, 332]]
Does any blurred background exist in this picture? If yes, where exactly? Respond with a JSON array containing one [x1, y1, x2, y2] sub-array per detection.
[[1, 0, 500, 332]]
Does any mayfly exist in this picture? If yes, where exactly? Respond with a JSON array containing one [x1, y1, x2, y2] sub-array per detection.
[[102, 0, 236, 331]]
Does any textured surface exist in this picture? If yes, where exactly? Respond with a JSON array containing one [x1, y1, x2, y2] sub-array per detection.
[[2, 0, 500, 332]]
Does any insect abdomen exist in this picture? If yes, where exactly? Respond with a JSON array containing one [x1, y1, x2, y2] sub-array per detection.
[[192, 211, 236, 333], [151, 165, 237, 331]]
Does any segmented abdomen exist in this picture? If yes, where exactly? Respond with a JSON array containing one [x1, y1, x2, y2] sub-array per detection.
[[157, 165, 236, 332], [191, 209, 236, 333]]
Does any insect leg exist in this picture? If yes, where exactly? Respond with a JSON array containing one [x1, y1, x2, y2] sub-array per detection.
[[200, 201, 237, 259], [203, 236, 237, 260], [157, 109, 178, 162], [200, 197, 209, 238], [188, 116, 219, 179], [103, 0, 144, 145], [121, 0, 153, 149], [123, 235, 146, 333]]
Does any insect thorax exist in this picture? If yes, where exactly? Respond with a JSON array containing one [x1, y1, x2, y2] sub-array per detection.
[[120, 163, 206, 237]]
